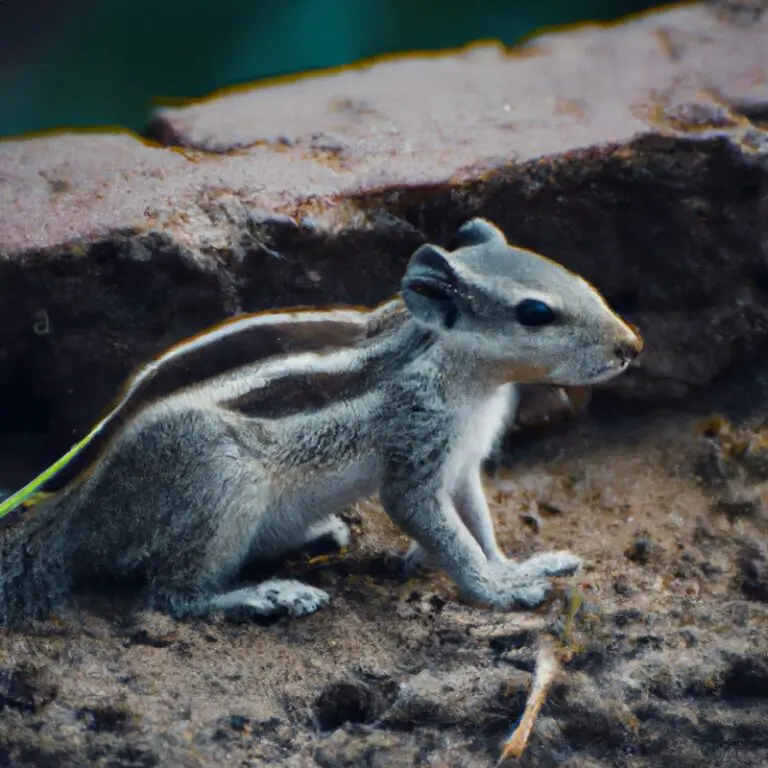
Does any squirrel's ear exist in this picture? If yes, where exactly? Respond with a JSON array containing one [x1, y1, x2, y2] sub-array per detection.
[[449, 218, 508, 250], [401, 244, 460, 330]]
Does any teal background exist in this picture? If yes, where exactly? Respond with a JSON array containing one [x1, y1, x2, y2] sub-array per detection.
[[1, 0, 666, 138]]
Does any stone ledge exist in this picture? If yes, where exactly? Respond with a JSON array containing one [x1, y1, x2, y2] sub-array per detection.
[[0, 0, 767, 481]]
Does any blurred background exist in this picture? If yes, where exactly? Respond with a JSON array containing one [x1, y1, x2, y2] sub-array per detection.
[[1, 0, 667, 138]]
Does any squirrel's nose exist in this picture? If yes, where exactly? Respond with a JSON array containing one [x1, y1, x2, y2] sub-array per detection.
[[614, 337, 642, 365]]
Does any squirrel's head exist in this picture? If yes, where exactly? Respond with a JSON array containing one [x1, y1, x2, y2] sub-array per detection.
[[401, 218, 643, 387]]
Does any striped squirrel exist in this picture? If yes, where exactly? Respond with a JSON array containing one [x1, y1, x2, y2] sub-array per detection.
[[0, 218, 642, 627]]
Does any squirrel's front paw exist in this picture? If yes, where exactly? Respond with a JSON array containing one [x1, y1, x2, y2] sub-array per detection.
[[511, 550, 581, 580], [485, 550, 581, 609]]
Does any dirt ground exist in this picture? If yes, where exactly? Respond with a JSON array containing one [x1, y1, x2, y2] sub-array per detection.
[[1, 369, 768, 767]]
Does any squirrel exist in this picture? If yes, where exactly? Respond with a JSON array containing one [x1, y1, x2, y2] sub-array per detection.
[[0, 218, 642, 627]]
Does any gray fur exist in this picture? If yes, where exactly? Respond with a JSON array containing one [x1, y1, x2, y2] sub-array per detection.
[[0, 218, 642, 627]]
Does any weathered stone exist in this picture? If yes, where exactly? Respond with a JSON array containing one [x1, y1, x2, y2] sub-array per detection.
[[0, 1, 767, 480], [0, 665, 57, 714]]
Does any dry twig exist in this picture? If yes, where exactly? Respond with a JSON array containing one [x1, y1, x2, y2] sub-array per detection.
[[497, 637, 561, 765]]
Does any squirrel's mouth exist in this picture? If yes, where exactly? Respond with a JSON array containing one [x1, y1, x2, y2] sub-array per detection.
[[552, 360, 629, 387], [588, 358, 633, 383], [547, 352, 637, 388]]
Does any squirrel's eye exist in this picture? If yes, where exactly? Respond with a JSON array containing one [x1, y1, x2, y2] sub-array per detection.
[[409, 280, 452, 302], [515, 299, 557, 327]]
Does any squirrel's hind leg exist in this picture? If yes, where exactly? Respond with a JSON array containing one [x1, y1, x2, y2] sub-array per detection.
[[204, 580, 330, 620], [156, 578, 330, 621]]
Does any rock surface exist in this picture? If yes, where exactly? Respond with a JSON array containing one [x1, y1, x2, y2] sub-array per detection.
[[0, 1, 767, 480]]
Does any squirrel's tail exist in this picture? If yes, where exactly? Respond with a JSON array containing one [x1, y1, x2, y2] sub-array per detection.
[[0, 498, 72, 628]]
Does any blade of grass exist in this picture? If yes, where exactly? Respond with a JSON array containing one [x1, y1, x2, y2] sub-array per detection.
[[0, 424, 104, 519], [0, 348, 166, 520]]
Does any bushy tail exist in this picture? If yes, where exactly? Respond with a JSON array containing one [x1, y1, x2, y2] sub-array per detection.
[[0, 500, 72, 628]]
